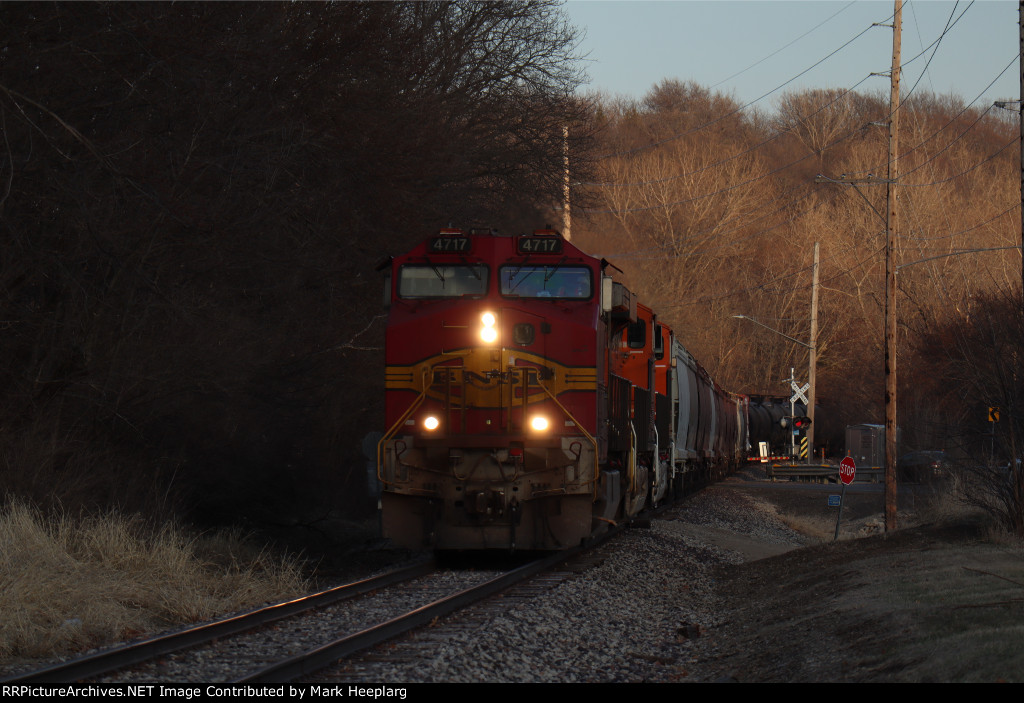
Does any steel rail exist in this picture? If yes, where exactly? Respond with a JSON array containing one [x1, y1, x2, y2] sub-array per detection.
[[237, 526, 629, 683], [2, 561, 435, 684]]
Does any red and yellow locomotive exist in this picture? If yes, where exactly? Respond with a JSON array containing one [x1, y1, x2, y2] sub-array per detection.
[[378, 228, 745, 550]]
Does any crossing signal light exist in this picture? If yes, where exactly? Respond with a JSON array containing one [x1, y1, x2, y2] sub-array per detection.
[[793, 416, 812, 430]]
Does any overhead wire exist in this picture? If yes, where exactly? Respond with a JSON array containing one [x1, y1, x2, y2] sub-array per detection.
[[899, 0, 963, 306], [590, 1, 964, 193], [583, 0, 1016, 310], [707, 1, 858, 91], [659, 242, 888, 310], [847, 52, 1017, 180], [591, 180, 817, 259], [582, 75, 873, 191], [593, 7, 895, 161], [901, 133, 1016, 186], [902, 203, 1019, 242], [607, 183, 843, 261], [585, 9, 1007, 216], [588, 55, 1016, 214]]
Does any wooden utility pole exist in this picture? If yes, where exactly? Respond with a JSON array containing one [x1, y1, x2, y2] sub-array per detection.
[[808, 241, 819, 461], [563, 125, 571, 241], [884, 0, 902, 532]]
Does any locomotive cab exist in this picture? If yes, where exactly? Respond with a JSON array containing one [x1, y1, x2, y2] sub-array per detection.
[[379, 228, 603, 550]]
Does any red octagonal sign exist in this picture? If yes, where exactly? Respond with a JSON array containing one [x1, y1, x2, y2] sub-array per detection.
[[839, 457, 857, 485]]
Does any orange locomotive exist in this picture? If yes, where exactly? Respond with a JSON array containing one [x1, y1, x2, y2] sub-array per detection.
[[378, 228, 746, 550]]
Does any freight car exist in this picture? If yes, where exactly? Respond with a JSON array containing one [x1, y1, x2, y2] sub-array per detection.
[[377, 228, 746, 551]]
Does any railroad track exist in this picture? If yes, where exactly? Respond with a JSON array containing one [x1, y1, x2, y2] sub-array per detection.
[[2, 561, 435, 684], [244, 545, 610, 683], [324, 550, 611, 683], [4, 524, 627, 684]]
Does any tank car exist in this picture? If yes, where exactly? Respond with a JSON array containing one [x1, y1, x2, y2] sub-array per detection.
[[377, 227, 745, 551], [746, 395, 813, 461]]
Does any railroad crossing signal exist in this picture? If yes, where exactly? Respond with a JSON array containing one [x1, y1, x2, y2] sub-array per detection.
[[989, 407, 1001, 423], [790, 381, 809, 405]]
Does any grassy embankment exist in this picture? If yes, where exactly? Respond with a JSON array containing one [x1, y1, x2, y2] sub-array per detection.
[[1, 501, 307, 661]]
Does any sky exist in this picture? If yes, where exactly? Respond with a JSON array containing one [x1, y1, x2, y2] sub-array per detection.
[[563, 0, 1020, 111]]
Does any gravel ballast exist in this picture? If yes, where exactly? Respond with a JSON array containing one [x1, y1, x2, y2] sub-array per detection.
[[329, 484, 810, 683]]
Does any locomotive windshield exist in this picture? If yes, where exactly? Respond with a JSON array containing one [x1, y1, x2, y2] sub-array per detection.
[[500, 265, 591, 299], [397, 264, 488, 298]]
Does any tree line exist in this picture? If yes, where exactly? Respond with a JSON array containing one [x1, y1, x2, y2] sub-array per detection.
[[0, 1, 594, 525], [575, 80, 1023, 530], [3, 3, 1021, 534]]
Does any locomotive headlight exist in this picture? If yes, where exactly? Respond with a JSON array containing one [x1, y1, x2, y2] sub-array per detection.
[[423, 416, 440, 431], [530, 415, 549, 432], [480, 311, 498, 344]]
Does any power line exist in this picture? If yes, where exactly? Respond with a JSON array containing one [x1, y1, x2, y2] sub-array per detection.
[[583, 126, 861, 215], [582, 76, 872, 190], [902, 203, 1019, 242], [588, 181, 817, 259], [898, 245, 1023, 270], [584, 53, 1015, 215], [707, 1, 858, 91], [594, 10, 893, 161], [843, 52, 1018, 178], [901, 134, 1016, 186], [591, 0, 971, 169], [658, 243, 887, 310]]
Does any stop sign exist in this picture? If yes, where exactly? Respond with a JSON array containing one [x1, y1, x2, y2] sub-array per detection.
[[839, 457, 857, 485]]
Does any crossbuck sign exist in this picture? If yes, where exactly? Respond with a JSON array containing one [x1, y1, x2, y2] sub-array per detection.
[[790, 381, 809, 406]]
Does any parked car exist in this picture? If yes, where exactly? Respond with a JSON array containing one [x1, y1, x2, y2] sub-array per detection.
[[897, 450, 951, 483]]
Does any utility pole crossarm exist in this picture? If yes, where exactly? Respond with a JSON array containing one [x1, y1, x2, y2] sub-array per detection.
[[816, 174, 890, 225]]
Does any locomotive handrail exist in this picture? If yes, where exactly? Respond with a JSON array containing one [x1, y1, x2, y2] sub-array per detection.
[[376, 367, 432, 486], [535, 380, 600, 500], [629, 421, 638, 494]]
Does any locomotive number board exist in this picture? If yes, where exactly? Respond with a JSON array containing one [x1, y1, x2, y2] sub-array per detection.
[[517, 236, 563, 254], [428, 236, 472, 253]]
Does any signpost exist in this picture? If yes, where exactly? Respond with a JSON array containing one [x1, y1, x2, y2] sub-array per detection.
[[834, 457, 857, 541]]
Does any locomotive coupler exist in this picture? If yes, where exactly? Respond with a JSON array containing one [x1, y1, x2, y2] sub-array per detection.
[[465, 487, 506, 519]]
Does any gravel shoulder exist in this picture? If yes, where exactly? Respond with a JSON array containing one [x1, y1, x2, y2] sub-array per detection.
[[689, 468, 1024, 683]]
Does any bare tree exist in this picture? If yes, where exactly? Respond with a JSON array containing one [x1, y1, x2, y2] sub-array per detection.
[[774, 88, 864, 163], [0, 1, 594, 521], [917, 290, 1024, 535]]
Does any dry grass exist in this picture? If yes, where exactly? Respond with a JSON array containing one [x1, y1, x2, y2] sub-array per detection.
[[763, 476, 989, 544], [0, 500, 308, 659]]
